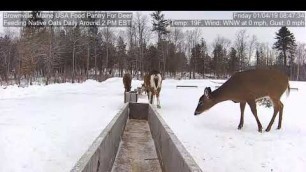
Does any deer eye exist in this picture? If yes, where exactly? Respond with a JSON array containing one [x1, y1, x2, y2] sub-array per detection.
[[198, 101, 203, 105]]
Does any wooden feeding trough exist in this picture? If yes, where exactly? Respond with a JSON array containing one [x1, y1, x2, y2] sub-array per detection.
[[71, 103, 202, 172]]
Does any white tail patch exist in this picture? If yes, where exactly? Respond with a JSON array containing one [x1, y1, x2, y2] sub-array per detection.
[[150, 74, 162, 91], [149, 73, 162, 108]]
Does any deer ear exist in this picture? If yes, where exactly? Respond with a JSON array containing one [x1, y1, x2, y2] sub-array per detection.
[[207, 87, 212, 94], [204, 87, 212, 98], [204, 87, 209, 97]]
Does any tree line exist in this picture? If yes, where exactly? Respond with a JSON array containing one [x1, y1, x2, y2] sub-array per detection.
[[0, 11, 305, 86]]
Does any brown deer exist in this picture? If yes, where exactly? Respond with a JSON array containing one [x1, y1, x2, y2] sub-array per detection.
[[194, 69, 290, 132], [141, 71, 162, 108], [123, 73, 132, 92], [141, 73, 151, 98], [149, 70, 162, 108]]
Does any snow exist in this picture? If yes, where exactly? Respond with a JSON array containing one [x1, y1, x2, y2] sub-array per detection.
[[1, 77, 306, 172], [0, 79, 125, 172], [158, 79, 306, 172]]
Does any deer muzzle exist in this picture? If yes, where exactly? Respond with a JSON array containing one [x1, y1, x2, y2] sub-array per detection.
[[194, 111, 201, 116]]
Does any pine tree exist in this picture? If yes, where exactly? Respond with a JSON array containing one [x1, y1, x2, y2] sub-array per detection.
[[255, 48, 265, 68], [151, 11, 170, 42], [273, 26, 297, 74], [190, 44, 201, 78], [256, 50, 261, 67], [228, 47, 239, 74], [212, 44, 224, 78], [151, 11, 170, 75]]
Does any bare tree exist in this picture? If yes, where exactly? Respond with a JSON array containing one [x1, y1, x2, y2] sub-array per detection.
[[67, 25, 84, 83], [247, 35, 257, 66], [169, 27, 184, 52], [135, 12, 149, 77], [185, 28, 201, 78], [212, 35, 231, 51], [35, 12, 67, 85], [295, 43, 306, 80], [101, 26, 115, 75], [235, 29, 249, 70], [0, 35, 13, 83], [211, 36, 230, 78], [126, 23, 137, 74]]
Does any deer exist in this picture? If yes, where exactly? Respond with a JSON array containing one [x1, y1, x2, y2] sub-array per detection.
[[123, 73, 132, 92], [149, 70, 162, 108], [141, 73, 151, 98], [194, 69, 290, 132], [141, 70, 162, 108]]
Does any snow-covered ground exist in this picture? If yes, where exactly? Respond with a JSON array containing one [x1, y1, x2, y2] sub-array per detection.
[[1, 77, 305, 172], [0, 79, 125, 172], [159, 79, 306, 172]]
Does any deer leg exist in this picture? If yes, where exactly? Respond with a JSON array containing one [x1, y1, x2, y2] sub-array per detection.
[[149, 91, 152, 104], [150, 91, 155, 104], [238, 102, 246, 130], [247, 100, 262, 132], [156, 96, 160, 108], [266, 99, 280, 132], [124, 90, 126, 103], [277, 101, 284, 129], [157, 94, 161, 108]]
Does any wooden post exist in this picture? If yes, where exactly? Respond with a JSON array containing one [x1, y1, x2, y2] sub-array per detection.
[[124, 91, 138, 103]]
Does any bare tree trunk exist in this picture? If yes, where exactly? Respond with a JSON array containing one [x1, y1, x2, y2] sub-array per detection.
[[87, 42, 90, 79], [106, 42, 109, 74], [94, 44, 97, 80], [72, 42, 75, 83]]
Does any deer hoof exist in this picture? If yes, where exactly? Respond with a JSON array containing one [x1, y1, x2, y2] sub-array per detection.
[[277, 126, 281, 130], [265, 128, 271, 132], [238, 125, 243, 130], [157, 105, 161, 109]]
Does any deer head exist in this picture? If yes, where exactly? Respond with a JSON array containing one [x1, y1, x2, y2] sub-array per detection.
[[140, 83, 146, 93], [194, 87, 215, 115]]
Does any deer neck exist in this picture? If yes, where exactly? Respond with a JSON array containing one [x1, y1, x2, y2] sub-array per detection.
[[211, 84, 232, 103]]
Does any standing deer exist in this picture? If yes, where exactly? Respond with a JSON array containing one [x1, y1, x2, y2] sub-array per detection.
[[123, 73, 132, 92], [142, 70, 162, 108], [149, 70, 162, 108], [194, 69, 290, 132], [141, 73, 151, 99]]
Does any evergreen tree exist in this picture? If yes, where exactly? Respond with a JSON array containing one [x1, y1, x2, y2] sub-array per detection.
[[228, 47, 239, 74], [256, 50, 261, 67], [151, 11, 170, 74], [190, 44, 201, 78], [255, 48, 265, 68], [273, 26, 297, 74], [147, 46, 159, 72], [212, 44, 227, 78], [151, 11, 170, 42]]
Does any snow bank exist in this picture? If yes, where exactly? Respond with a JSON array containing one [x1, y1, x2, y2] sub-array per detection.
[[0, 79, 125, 172]]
